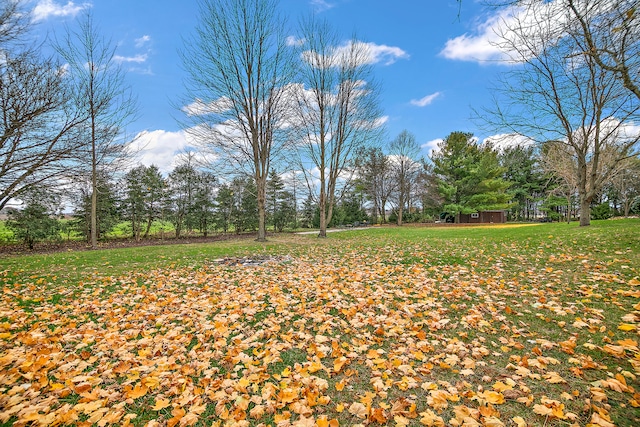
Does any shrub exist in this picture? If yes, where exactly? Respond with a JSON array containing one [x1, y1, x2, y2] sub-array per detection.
[[591, 202, 612, 220], [6, 203, 60, 249]]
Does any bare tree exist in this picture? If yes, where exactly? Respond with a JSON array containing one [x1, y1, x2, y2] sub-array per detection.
[[389, 130, 421, 226], [564, 0, 640, 100], [541, 141, 579, 223], [0, 0, 28, 47], [608, 156, 640, 217], [55, 12, 138, 248], [484, 1, 640, 226], [1, 3, 86, 210], [181, 0, 295, 241], [355, 147, 393, 223], [294, 17, 383, 237]]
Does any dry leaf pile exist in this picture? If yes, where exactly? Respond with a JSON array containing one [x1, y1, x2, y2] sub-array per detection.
[[1, 239, 639, 427]]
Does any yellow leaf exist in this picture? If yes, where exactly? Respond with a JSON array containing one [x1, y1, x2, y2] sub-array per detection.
[[0, 332, 12, 339], [142, 376, 161, 389], [249, 404, 264, 419], [348, 402, 367, 419], [591, 412, 616, 427], [483, 417, 505, 427], [533, 404, 553, 417], [512, 416, 527, 427], [478, 390, 505, 404], [394, 415, 410, 427], [334, 356, 348, 373], [179, 413, 199, 427], [279, 387, 298, 404], [544, 372, 566, 384], [492, 381, 513, 392], [152, 398, 171, 411], [419, 410, 444, 426], [618, 323, 637, 332]]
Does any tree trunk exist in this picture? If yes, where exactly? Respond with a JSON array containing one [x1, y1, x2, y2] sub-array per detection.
[[144, 217, 152, 238], [256, 179, 267, 242], [579, 196, 591, 226], [318, 189, 327, 238], [90, 183, 97, 247], [90, 119, 97, 249]]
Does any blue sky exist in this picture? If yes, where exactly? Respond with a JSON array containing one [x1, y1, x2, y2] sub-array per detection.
[[30, 0, 515, 173]]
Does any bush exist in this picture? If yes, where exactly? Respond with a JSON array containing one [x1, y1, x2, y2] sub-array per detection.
[[591, 202, 612, 220], [6, 203, 60, 249]]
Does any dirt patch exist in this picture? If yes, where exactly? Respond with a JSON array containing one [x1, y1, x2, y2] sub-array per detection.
[[211, 254, 294, 267]]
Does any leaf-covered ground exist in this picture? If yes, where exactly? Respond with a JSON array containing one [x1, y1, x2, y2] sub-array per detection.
[[1, 223, 639, 427]]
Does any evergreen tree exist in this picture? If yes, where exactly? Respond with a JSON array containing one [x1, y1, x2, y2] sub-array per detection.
[[431, 132, 511, 221], [6, 190, 61, 249], [266, 169, 285, 231], [121, 165, 166, 240], [300, 195, 316, 229], [214, 184, 234, 233], [73, 172, 120, 241], [499, 145, 546, 221], [167, 163, 198, 237]]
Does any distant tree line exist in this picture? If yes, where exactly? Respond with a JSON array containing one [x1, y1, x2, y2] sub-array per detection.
[[6, 127, 639, 247]]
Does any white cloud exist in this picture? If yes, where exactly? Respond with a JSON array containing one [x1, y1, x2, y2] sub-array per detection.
[[114, 54, 148, 64], [32, 0, 90, 22], [440, 7, 517, 63], [310, 0, 335, 12], [135, 35, 151, 48], [183, 97, 234, 116], [303, 40, 409, 68], [422, 138, 443, 157], [286, 36, 305, 47], [483, 133, 536, 152], [355, 41, 409, 66], [134, 130, 192, 175], [410, 92, 441, 107], [440, 1, 575, 64]]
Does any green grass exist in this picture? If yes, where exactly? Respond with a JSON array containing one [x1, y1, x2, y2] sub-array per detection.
[[2, 220, 638, 284], [1, 219, 639, 426]]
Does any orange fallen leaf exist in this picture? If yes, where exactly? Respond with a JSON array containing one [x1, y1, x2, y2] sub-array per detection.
[[152, 398, 171, 411], [126, 383, 148, 400]]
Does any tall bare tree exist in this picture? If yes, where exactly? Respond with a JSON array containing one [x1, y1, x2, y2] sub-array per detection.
[[485, 1, 640, 226], [609, 156, 640, 217], [55, 12, 138, 248], [541, 141, 580, 223], [294, 17, 383, 237], [492, 1, 640, 100], [1, 2, 86, 210], [355, 147, 393, 223], [181, 0, 295, 241], [0, 0, 28, 47], [389, 130, 422, 226], [565, 0, 639, 101]]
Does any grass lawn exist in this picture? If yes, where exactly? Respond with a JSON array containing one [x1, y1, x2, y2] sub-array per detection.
[[0, 220, 639, 426]]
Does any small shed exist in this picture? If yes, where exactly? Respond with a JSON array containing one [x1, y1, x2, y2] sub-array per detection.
[[458, 210, 507, 224]]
